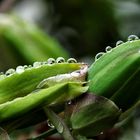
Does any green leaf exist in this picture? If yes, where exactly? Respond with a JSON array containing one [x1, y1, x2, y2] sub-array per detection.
[[88, 37, 140, 110], [0, 63, 83, 104], [70, 93, 121, 137], [0, 82, 88, 129]]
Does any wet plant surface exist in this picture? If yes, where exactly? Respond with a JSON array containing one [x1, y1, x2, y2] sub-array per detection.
[[0, 1, 140, 139]]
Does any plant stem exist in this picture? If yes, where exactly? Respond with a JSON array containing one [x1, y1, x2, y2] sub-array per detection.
[[45, 107, 75, 140]]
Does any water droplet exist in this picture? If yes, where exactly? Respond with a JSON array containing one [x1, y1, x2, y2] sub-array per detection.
[[56, 57, 65, 63], [16, 66, 24, 74], [67, 100, 72, 105], [47, 58, 55, 64], [95, 52, 104, 60], [116, 40, 124, 46], [23, 65, 28, 69], [47, 120, 55, 128], [33, 62, 42, 68], [67, 58, 77, 63], [100, 132, 103, 135], [28, 65, 32, 68], [105, 46, 112, 52], [25, 65, 32, 70], [128, 35, 139, 41], [5, 68, 15, 76]]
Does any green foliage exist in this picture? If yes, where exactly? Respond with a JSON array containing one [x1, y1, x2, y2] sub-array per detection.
[[0, 58, 88, 131], [0, 62, 82, 104], [0, 35, 140, 139], [0, 82, 88, 129], [0, 12, 140, 139], [88, 36, 140, 110], [70, 94, 121, 137]]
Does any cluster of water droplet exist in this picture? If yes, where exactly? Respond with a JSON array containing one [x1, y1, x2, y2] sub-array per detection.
[[0, 65, 28, 80], [115, 35, 139, 46], [0, 57, 77, 80], [94, 35, 139, 61], [95, 47, 113, 61], [34, 57, 77, 65], [115, 35, 139, 47]]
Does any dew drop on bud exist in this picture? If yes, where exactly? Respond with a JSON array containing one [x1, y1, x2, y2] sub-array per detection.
[[127, 35, 139, 41], [67, 100, 72, 105], [24, 65, 32, 70], [23, 65, 28, 69], [95, 52, 104, 61], [28, 65, 32, 68], [105, 46, 112, 52], [67, 58, 77, 63], [47, 120, 55, 128], [5, 68, 15, 76], [33, 62, 42, 68], [116, 40, 124, 46], [47, 58, 55, 64], [56, 57, 65, 63], [16, 66, 24, 74]]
